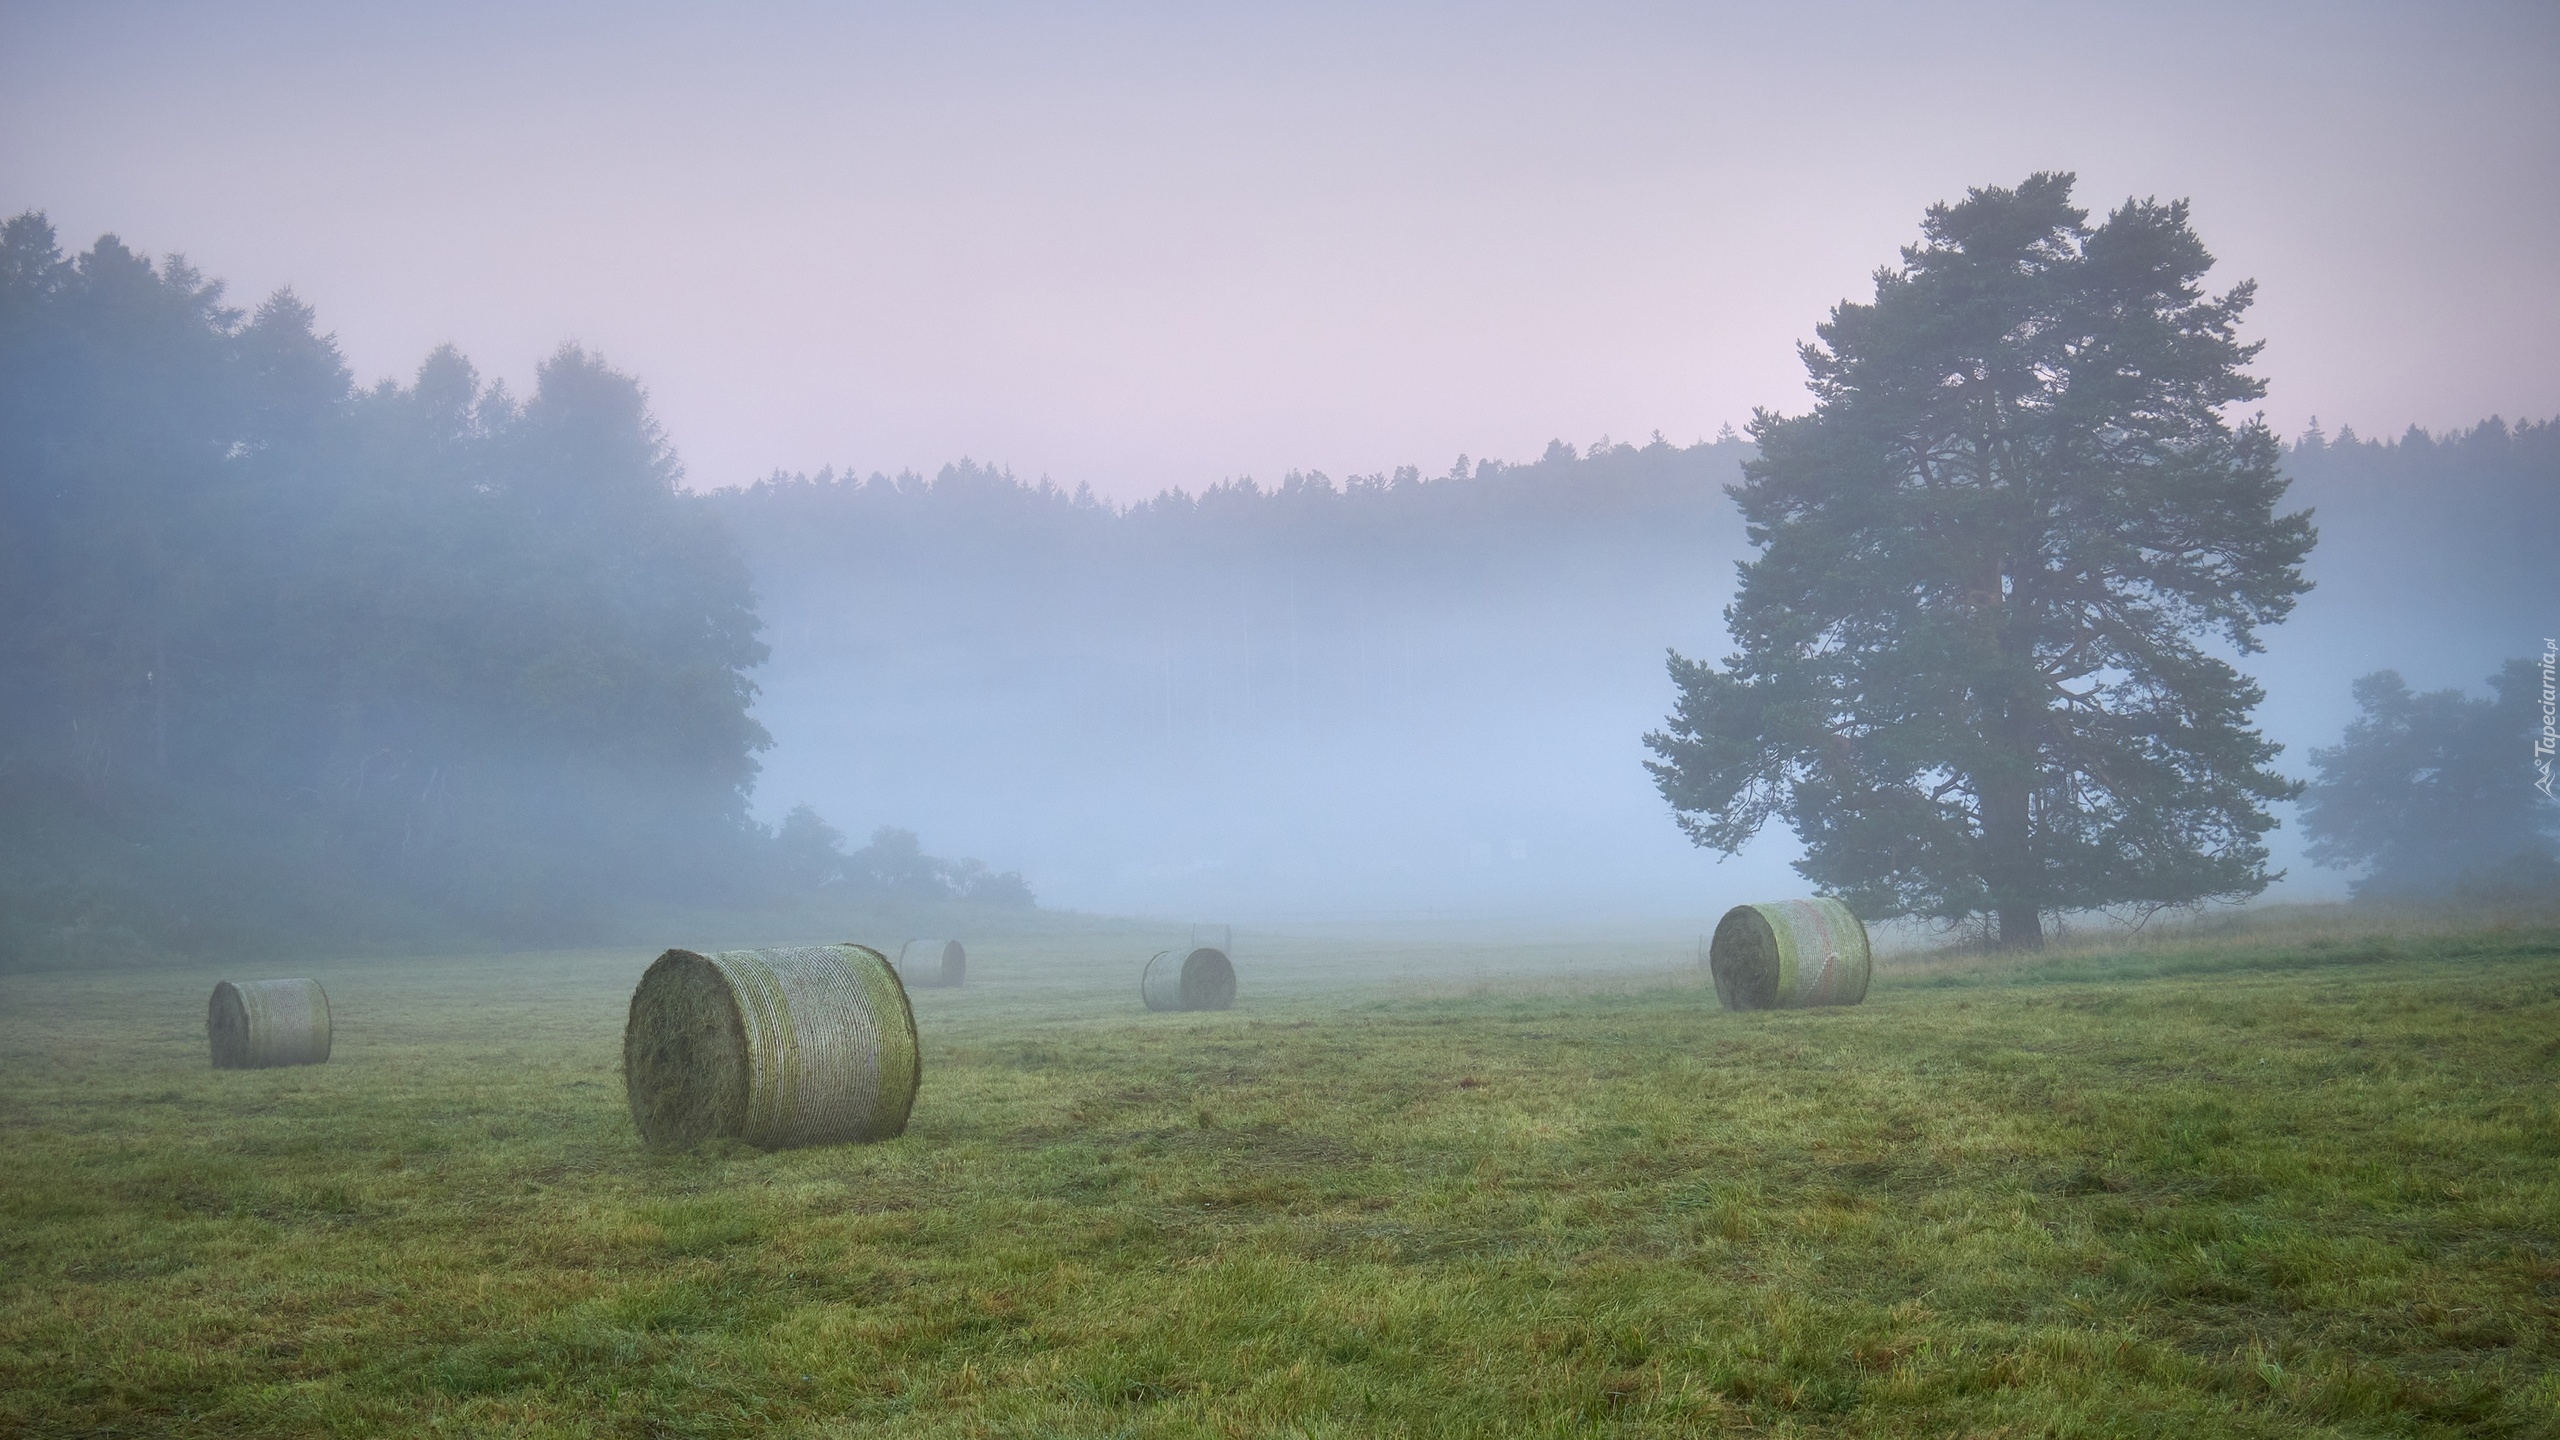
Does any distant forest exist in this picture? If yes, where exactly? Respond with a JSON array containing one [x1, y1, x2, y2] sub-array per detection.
[[3, 217, 2550, 964], [0, 217, 1019, 970], [714, 417, 2552, 920], [714, 433, 1773, 921]]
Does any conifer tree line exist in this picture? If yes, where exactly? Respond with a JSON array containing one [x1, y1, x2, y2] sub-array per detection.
[[0, 214, 1019, 969], [2, 198, 2549, 967]]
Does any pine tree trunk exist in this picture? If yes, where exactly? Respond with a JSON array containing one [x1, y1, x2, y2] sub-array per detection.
[[1979, 773, 2045, 950], [1997, 902, 2044, 950], [1979, 546, 2046, 952]]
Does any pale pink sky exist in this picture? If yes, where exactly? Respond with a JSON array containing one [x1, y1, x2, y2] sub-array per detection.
[[5, 0, 2553, 498]]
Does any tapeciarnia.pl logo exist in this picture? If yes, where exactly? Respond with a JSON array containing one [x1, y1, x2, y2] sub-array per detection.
[[2537, 637, 2556, 800]]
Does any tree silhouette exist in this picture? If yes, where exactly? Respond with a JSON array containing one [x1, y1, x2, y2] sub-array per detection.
[[2302, 662, 2558, 898], [1647, 174, 2313, 948]]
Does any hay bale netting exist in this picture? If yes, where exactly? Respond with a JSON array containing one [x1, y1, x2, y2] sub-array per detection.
[[1709, 898, 1873, 1011], [207, 978, 332, 1069], [1141, 947, 1236, 1012], [896, 937, 966, 989], [623, 943, 920, 1152]]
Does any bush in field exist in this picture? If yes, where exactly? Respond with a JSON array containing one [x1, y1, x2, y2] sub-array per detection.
[[2302, 661, 2559, 900], [771, 813, 1035, 908]]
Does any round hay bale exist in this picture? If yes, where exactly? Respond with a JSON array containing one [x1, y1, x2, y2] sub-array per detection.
[[1141, 947, 1236, 1012], [1709, 898, 1872, 1010], [623, 943, 920, 1152], [895, 937, 966, 989], [207, 978, 331, 1069]]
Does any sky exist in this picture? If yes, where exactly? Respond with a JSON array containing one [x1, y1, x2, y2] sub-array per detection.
[[4, 0, 2555, 500]]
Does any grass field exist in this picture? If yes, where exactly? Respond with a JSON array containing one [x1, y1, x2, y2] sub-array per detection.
[[1, 915, 2555, 1437]]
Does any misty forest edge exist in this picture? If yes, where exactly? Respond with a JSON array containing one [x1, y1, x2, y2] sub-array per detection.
[[3, 174, 2553, 969]]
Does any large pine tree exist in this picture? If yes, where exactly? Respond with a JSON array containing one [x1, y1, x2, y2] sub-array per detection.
[[1646, 173, 2315, 948]]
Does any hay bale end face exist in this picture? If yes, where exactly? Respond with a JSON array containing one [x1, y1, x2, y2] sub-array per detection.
[[1141, 947, 1236, 1012], [1710, 898, 1872, 1010], [207, 978, 331, 1068], [623, 943, 920, 1152], [896, 937, 966, 988]]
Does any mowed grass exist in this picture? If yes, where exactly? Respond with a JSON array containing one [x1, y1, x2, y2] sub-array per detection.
[[1, 921, 2555, 1437]]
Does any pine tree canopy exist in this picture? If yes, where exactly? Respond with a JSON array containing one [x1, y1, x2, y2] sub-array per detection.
[[1645, 173, 2316, 949]]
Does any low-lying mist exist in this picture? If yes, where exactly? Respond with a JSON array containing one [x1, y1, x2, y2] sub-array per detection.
[[4, 209, 2547, 969], [724, 419, 2553, 923]]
